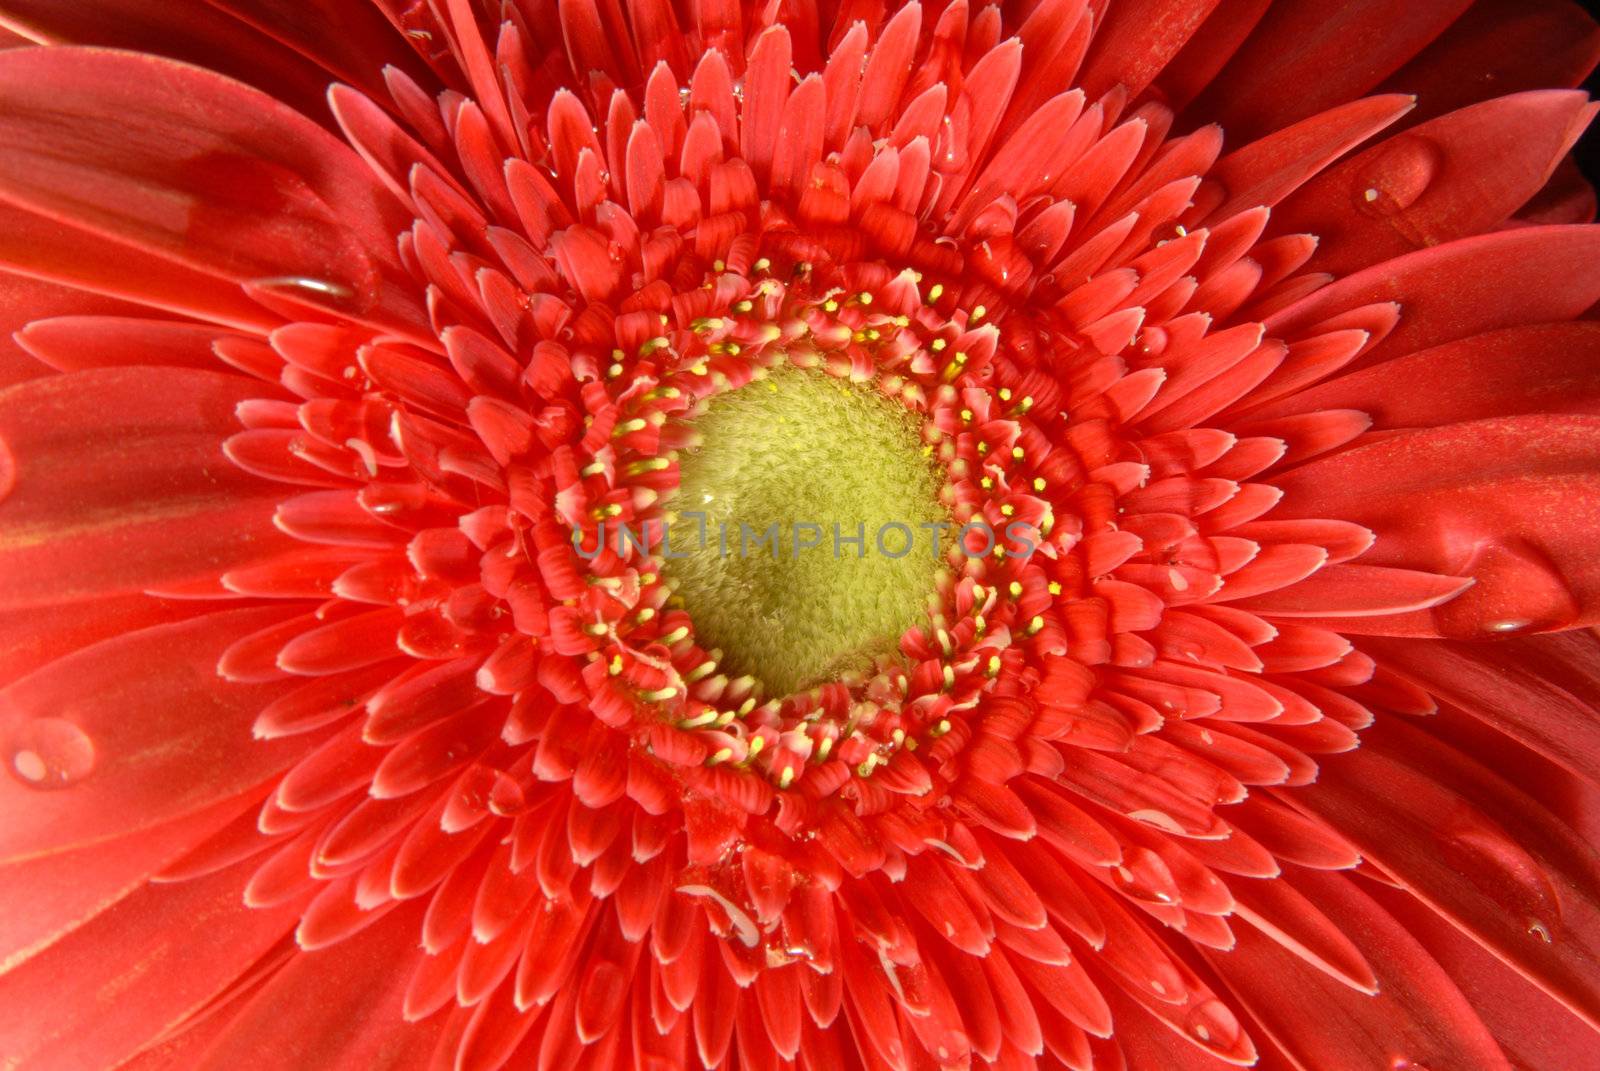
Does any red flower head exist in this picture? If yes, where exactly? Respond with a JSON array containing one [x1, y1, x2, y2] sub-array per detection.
[[2, 1, 1600, 1068]]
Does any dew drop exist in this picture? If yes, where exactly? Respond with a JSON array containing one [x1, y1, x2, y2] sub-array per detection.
[[1111, 847, 1181, 905], [1433, 539, 1579, 638], [1352, 135, 1440, 217], [1184, 999, 1242, 1051], [488, 770, 528, 815], [1435, 808, 1563, 926], [1529, 918, 1554, 943], [250, 275, 356, 300], [7, 719, 96, 788]]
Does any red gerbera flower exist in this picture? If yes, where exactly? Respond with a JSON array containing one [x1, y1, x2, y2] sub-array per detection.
[[3, 1, 1600, 1068]]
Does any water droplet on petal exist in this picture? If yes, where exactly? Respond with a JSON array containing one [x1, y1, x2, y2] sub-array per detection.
[[250, 275, 356, 301], [1353, 135, 1440, 217], [248, 274, 375, 325], [488, 770, 528, 815], [1434, 539, 1580, 638], [1185, 999, 1243, 1051], [1112, 847, 1181, 905], [7, 719, 95, 788], [1435, 807, 1563, 926]]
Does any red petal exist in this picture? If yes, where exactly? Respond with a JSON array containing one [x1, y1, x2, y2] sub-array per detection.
[[1249, 323, 1600, 429], [0, 860, 305, 1070], [1361, 633, 1600, 791], [1302, 716, 1600, 1033], [0, 590, 202, 683], [1191, 0, 1471, 143], [1380, 0, 1600, 125], [1274, 415, 1600, 633], [0, 197, 280, 329], [1206, 868, 1510, 1070], [193, 902, 443, 1071], [17, 314, 244, 374], [0, 367, 293, 609], [0, 0, 360, 121], [199, 0, 432, 101], [1078, 0, 1220, 99], [1231, 563, 1472, 618], [1266, 226, 1600, 373], [0, 608, 315, 862], [0, 786, 259, 969], [1229, 873, 1378, 992], [0, 273, 151, 386], [0, 47, 424, 334], [1370, 877, 1600, 1071], [1275, 91, 1597, 275]]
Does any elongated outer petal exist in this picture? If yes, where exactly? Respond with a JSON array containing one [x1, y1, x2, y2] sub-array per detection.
[[0, 592, 202, 683], [187, 0, 435, 97], [0, 0, 362, 120], [1266, 226, 1600, 374], [0, 787, 259, 970], [0, 272, 147, 387], [1157, 0, 1273, 111], [1230, 563, 1471, 619], [0, 47, 425, 333], [1275, 91, 1597, 274], [0, 368, 295, 610], [1273, 414, 1600, 633], [0, 197, 282, 331], [1249, 323, 1600, 428], [1207, 868, 1511, 1071], [1379, 0, 1600, 126], [1202, 94, 1415, 221], [1301, 716, 1600, 1034], [1369, 877, 1600, 1071], [1191, 0, 1472, 142], [0, 607, 318, 863], [16, 315, 240, 373], [191, 902, 443, 1071], [1359, 635, 1600, 790], [0, 858, 307, 1071], [1077, 0, 1220, 100]]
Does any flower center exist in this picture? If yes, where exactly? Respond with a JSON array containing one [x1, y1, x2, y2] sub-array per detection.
[[664, 367, 948, 696]]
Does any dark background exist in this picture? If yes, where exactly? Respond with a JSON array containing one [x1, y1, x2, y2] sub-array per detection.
[[1582, 0, 1600, 191]]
